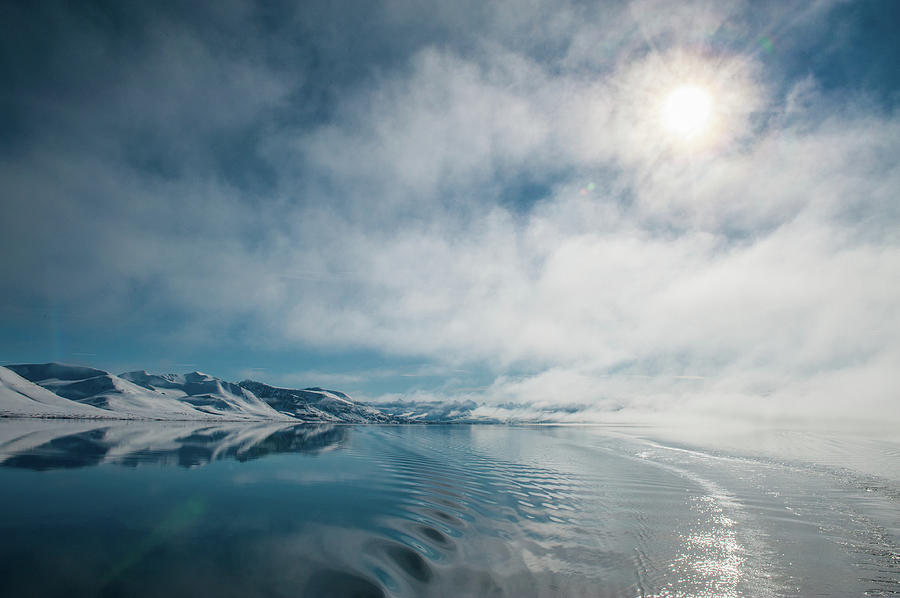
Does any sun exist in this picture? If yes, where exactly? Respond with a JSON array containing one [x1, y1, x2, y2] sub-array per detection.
[[661, 84, 713, 139]]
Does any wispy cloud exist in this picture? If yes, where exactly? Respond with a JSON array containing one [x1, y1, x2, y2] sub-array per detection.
[[0, 0, 897, 422]]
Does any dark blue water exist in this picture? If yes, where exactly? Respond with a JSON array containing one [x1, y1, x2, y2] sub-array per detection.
[[0, 421, 897, 597]]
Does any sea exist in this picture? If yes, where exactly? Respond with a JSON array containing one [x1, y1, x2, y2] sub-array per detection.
[[0, 421, 897, 597]]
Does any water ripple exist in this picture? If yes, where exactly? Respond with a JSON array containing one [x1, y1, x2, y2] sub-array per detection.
[[0, 422, 897, 597]]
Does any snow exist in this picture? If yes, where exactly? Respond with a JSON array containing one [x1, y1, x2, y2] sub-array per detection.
[[121, 369, 289, 420], [0, 366, 115, 419], [3, 363, 288, 421], [302, 387, 355, 405], [2, 363, 397, 424]]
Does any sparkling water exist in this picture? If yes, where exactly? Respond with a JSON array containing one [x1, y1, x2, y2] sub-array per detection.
[[0, 422, 897, 597]]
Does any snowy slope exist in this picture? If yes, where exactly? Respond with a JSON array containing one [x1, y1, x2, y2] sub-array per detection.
[[0, 366, 115, 419], [369, 399, 484, 422], [7, 364, 286, 421], [3, 362, 397, 423], [8, 364, 214, 419], [120, 370, 290, 420], [238, 381, 399, 423]]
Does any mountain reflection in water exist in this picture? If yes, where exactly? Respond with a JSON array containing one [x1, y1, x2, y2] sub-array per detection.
[[0, 422, 897, 597], [0, 421, 346, 470]]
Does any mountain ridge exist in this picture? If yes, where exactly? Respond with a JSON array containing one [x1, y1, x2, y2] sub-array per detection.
[[238, 380, 399, 423], [1, 362, 399, 424]]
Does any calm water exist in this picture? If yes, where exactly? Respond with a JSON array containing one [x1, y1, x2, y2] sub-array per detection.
[[0, 421, 897, 597]]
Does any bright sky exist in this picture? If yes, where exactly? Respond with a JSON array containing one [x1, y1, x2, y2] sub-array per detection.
[[1, 0, 898, 422]]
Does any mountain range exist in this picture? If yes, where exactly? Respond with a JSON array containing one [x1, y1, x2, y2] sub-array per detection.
[[0, 363, 402, 423]]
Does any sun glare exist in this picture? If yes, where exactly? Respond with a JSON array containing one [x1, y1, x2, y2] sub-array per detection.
[[662, 85, 713, 139]]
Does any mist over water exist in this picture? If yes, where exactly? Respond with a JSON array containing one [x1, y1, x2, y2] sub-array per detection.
[[0, 422, 897, 597]]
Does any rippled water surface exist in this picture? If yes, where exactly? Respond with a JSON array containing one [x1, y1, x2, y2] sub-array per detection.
[[0, 421, 897, 597]]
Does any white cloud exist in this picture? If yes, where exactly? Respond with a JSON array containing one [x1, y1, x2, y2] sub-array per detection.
[[2, 0, 897, 422], [255, 32, 899, 420]]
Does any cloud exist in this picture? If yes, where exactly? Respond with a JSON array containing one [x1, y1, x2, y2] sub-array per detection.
[[1, 0, 897, 422]]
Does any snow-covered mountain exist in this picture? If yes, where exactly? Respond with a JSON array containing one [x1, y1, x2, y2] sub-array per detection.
[[0, 366, 116, 419], [238, 380, 400, 423], [1, 363, 397, 423], [119, 370, 287, 420], [370, 399, 485, 422], [7, 364, 220, 420]]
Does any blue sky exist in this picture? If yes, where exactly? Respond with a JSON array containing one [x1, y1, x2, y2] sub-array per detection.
[[1, 0, 898, 421]]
